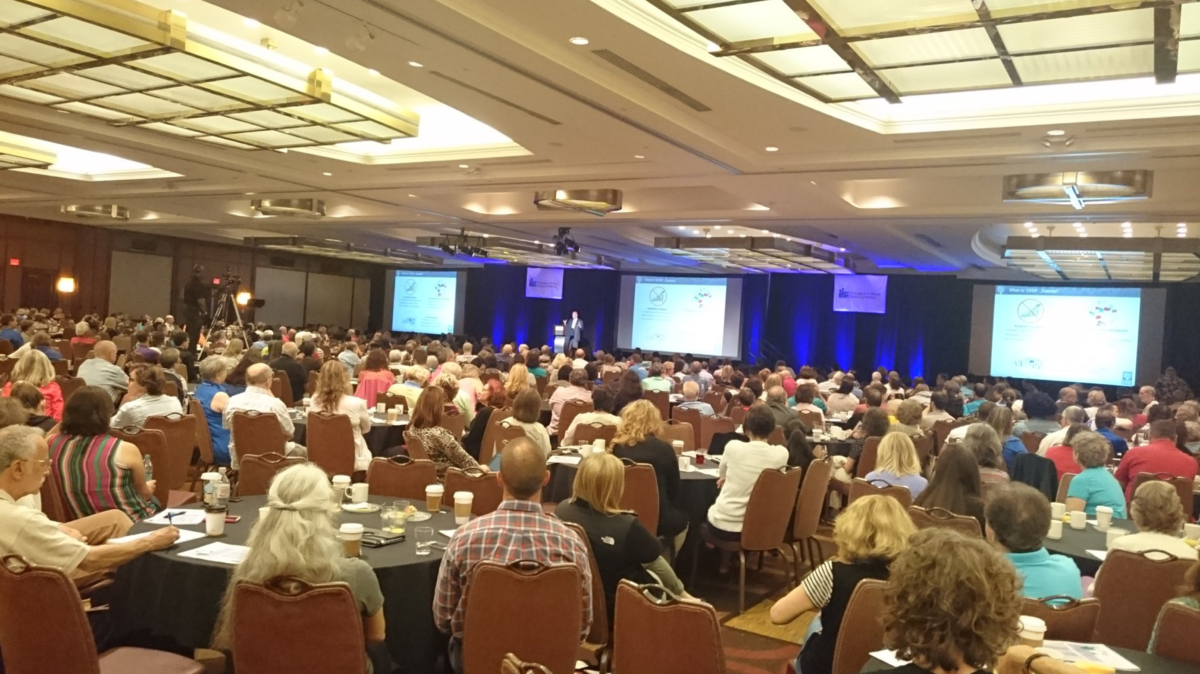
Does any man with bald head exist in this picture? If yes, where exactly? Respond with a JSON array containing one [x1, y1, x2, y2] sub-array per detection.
[[434, 438, 592, 673], [77, 340, 129, 400], [221, 362, 304, 468]]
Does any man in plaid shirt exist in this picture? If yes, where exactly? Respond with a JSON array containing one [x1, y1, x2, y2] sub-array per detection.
[[434, 437, 593, 671]]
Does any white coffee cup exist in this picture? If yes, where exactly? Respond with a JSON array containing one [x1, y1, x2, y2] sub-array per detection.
[[339, 522, 364, 557], [1105, 526, 1128, 550], [1069, 511, 1087, 530], [426, 484, 444, 512], [376, 402, 386, 414], [205, 506, 227, 536], [671, 440, 684, 455], [454, 491, 474, 525], [332, 475, 351, 490], [1050, 502, 1067, 520], [1018, 616, 1046, 648], [1047, 519, 1063, 540], [1184, 523, 1200, 540], [678, 456, 690, 472], [1095, 505, 1113, 530], [258, 506, 270, 520], [592, 439, 606, 454], [346, 483, 368, 504]]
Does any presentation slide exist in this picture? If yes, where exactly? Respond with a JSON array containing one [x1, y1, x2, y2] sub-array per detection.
[[525, 267, 564, 300], [618, 276, 742, 357], [390, 270, 460, 334], [989, 286, 1141, 386], [833, 275, 888, 314]]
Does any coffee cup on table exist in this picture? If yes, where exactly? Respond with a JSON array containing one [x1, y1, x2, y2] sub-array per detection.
[[671, 440, 684, 456], [376, 402, 386, 415], [346, 483, 368, 504], [592, 439, 606, 454], [331, 475, 351, 502], [1095, 505, 1113, 530], [1184, 523, 1200, 540], [1050, 502, 1066, 520], [454, 491, 474, 525], [1017, 616, 1046, 648], [1047, 519, 1063, 540], [678, 456, 690, 472], [205, 505, 227, 537], [425, 484, 444, 512], [339, 523, 364, 558], [1069, 511, 1087, 530], [1105, 527, 1128, 549]]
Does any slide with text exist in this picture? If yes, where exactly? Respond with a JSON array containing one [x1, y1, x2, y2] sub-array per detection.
[[391, 270, 457, 334], [990, 286, 1141, 386], [629, 276, 728, 356]]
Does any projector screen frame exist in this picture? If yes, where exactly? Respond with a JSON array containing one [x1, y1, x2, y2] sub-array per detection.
[[614, 272, 745, 360], [382, 268, 467, 336]]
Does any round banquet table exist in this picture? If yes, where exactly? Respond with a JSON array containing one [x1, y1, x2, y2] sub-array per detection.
[[108, 494, 456, 673], [289, 410, 410, 457], [862, 646, 1200, 673], [1041, 516, 1136, 577]]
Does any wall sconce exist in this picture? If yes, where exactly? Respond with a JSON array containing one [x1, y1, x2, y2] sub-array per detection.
[[56, 277, 76, 293], [235, 291, 252, 306]]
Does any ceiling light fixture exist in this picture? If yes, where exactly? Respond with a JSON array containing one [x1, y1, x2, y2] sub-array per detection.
[[322, 172, 332, 176], [247, 236, 441, 265], [459, 164, 469, 169], [250, 198, 326, 219], [569, 37, 590, 45], [408, 61, 423, 68], [367, 69, 379, 76], [61, 204, 128, 220], [1024, 222, 1034, 229], [243, 18, 260, 28], [656, 236, 847, 274], [765, 146, 779, 152], [1003, 171, 1152, 210], [634, 155, 645, 159], [534, 189, 623, 217], [1046, 130, 1066, 137]]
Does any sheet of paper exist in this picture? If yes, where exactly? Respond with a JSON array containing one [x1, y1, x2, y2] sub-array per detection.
[[144, 509, 206, 526], [177, 542, 250, 565], [108, 529, 206, 545], [1042, 641, 1140, 671], [439, 529, 457, 538], [1087, 549, 1108, 561], [696, 467, 720, 478], [682, 450, 699, 458], [869, 651, 909, 668], [548, 455, 582, 466]]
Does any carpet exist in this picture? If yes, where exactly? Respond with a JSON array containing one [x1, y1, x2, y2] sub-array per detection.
[[723, 598, 814, 645]]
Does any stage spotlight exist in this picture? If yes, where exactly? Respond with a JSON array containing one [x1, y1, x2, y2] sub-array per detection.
[[439, 243, 455, 255]]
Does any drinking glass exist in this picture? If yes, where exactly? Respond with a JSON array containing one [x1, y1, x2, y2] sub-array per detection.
[[392, 500, 411, 534], [415, 527, 435, 555], [380, 505, 397, 533]]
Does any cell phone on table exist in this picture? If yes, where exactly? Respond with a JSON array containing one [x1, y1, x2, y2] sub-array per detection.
[[225, 515, 242, 524], [362, 528, 406, 548]]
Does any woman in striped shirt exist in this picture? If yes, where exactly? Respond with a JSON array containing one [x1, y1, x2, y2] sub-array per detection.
[[48, 386, 156, 522]]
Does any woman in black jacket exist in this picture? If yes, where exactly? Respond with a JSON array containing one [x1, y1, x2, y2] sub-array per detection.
[[610, 399, 688, 551]]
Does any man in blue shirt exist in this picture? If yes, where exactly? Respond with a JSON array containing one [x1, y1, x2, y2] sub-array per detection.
[[985, 483, 1082, 599], [0, 314, 24, 349], [628, 353, 648, 381], [1092, 409, 1130, 458]]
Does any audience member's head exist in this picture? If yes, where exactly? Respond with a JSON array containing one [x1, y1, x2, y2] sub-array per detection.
[[498, 437, 549, 499], [861, 407, 891, 439], [1059, 405, 1087, 428], [246, 363, 272, 388], [766, 386, 787, 405], [1130, 480, 1186, 535], [742, 404, 776, 442], [1070, 430, 1111, 469], [199, 357, 229, 383], [895, 399, 923, 427], [863, 387, 884, 409], [0, 426, 48, 498], [962, 423, 1004, 470], [681, 379, 701, 401], [511, 388, 542, 425], [613, 399, 662, 447], [570, 451, 625, 514], [985, 405, 1014, 439], [985, 483, 1051, 553], [915, 443, 983, 515], [410, 386, 447, 430], [876, 432, 921, 477], [8, 382, 43, 416], [1058, 387, 1077, 404], [0, 398, 30, 428], [61, 386, 114, 436], [128, 364, 166, 397], [11, 350, 53, 388], [834, 495, 916, 562], [591, 386, 615, 414], [1022, 392, 1057, 420]]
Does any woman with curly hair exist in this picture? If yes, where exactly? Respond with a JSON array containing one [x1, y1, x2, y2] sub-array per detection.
[[611, 399, 687, 548], [770, 495, 917, 674], [874, 528, 1022, 674], [1109, 481, 1197, 560]]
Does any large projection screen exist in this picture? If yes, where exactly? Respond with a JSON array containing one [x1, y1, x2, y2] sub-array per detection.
[[387, 270, 465, 335], [615, 275, 743, 359]]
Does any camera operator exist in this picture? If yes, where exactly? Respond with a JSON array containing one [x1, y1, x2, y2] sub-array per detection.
[[182, 264, 209, 347]]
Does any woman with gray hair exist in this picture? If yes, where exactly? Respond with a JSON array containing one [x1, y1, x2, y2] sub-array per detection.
[[212, 463, 386, 670], [960, 423, 1009, 500], [194, 357, 231, 466], [1110, 481, 1198, 560], [1063, 430, 1126, 518]]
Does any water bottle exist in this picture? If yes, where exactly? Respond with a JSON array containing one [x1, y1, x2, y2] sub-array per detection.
[[215, 467, 231, 509], [143, 454, 153, 481]]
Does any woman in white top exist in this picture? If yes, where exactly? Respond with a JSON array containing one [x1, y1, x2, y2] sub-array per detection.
[[706, 405, 789, 536], [825, 379, 859, 416], [309, 360, 372, 472], [502, 388, 552, 459], [1109, 481, 1198, 560], [110, 364, 183, 430]]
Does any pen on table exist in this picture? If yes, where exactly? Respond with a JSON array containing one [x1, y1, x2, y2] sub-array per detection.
[[166, 511, 175, 525]]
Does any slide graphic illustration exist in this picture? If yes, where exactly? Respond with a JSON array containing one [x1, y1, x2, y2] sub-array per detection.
[[391, 270, 458, 334], [629, 276, 728, 356]]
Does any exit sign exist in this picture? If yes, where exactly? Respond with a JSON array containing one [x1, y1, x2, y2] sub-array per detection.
[[9, 258, 18, 266]]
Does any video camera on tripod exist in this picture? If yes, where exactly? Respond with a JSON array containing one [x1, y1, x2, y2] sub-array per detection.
[[208, 267, 245, 332]]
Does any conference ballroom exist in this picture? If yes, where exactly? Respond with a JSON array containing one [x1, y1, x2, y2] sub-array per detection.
[[0, 0, 1199, 673]]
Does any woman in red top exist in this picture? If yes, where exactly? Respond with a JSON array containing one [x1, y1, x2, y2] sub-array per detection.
[[1, 350, 65, 421], [353, 348, 396, 408], [1044, 423, 1087, 481]]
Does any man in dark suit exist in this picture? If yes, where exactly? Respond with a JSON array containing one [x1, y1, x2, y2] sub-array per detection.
[[566, 311, 583, 351]]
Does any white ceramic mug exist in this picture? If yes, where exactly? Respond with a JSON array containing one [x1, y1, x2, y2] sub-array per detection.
[[1047, 519, 1063, 540], [1050, 502, 1067, 519], [1069, 511, 1087, 530], [592, 439, 606, 454], [1095, 505, 1113, 530], [345, 483, 368, 504], [1105, 527, 1128, 550], [1184, 523, 1200, 540]]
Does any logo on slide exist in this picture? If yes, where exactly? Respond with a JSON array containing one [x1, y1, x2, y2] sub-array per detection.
[[1013, 357, 1042, 371], [433, 282, 447, 297], [694, 291, 712, 308], [649, 287, 667, 306], [404, 280, 416, 296], [402, 317, 416, 328], [1017, 299, 1043, 323], [1089, 304, 1117, 327]]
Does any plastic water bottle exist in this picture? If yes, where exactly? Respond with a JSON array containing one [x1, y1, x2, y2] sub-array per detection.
[[215, 467, 231, 509], [142, 454, 153, 481]]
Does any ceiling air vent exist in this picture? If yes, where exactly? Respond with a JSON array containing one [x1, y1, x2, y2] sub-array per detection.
[[591, 49, 711, 112]]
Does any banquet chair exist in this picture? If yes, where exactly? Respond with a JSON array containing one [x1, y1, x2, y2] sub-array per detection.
[[379, 391, 407, 413], [931, 419, 955, 454], [797, 409, 823, 432], [601, 370, 620, 385], [1055, 473, 1074, 504], [69, 341, 91, 367], [1132, 472, 1195, 520], [611, 581, 724, 674], [502, 654, 556, 674], [236, 453, 305, 497], [462, 561, 583, 674], [495, 421, 528, 454], [789, 460, 830, 577], [231, 411, 287, 458], [0, 555, 205, 674], [535, 376, 549, 398], [1150, 603, 1200, 665], [306, 412, 356, 477], [671, 406, 703, 445], [188, 398, 224, 489], [144, 414, 198, 503], [366, 456, 437, 500], [618, 460, 660, 536], [848, 479, 912, 509], [112, 334, 131, 355], [561, 522, 610, 672], [1020, 432, 1045, 454], [444, 466, 503, 516], [439, 409, 466, 438], [231, 577, 367, 674], [1021, 596, 1100, 643], [162, 380, 179, 399], [830, 579, 887, 674], [305, 370, 319, 396], [574, 422, 617, 447], [766, 426, 786, 447], [855, 437, 881, 478], [702, 389, 724, 412], [1091, 548, 1193, 650], [659, 420, 694, 453], [52, 359, 69, 376], [273, 369, 295, 408], [700, 416, 735, 453], [643, 390, 670, 421], [729, 405, 748, 426], [402, 431, 431, 461], [108, 426, 183, 507], [478, 407, 514, 466], [693, 466, 802, 613], [269, 377, 284, 400], [556, 399, 593, 442], [906, 506, 982, 538], [38, 463, 69, 523], [912, 433, 934, 471], [55, 374, 84, 404]]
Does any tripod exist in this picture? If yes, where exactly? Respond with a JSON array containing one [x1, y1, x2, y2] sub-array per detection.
[[207, 284, 244, 334]]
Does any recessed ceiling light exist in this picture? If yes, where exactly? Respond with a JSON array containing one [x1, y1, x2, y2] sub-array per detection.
[[765, 146, 779, 152], [1122, 221, 1131, 227], [569, 37, 589, 45], [1031, 233, 1040, 238], [1046, 129, 1066, 136], [839, 247, 846, 252], [314, 46, 329, 55], [407, 194, 416, 198], [322, 172, 332, 176], [1079, 233, 1088, 237], [1178, 232, 1187, 238], [408, 61, 423, 68], [244, 192, 255, 195], [691, 229, 700, 234], [243, 18, 260, 28], [1178, 222, 1187, 228], [714, 225, 721, 230], [367, 69, 379, 76], [761, 229, 769, 233], [458, 164, 469, 168], [1023, 222, 1034, 229], [810, 181, 817, 185], [634, 155, 644, 159]]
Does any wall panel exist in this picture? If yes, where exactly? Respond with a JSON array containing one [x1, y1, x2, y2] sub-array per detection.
[[305, 273, 353, 328], [108, 251, 173, 317]]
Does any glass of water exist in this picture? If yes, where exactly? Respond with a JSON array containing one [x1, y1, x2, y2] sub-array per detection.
[[380, 505, 397, 533], [415, 526, 434, 555]]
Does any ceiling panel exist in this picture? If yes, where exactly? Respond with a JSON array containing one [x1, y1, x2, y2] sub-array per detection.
[[881, 59, 1012, 94], [997, 10, 1154, 53], [688, 1, 819, 43], [1012, 45, 1154, 84], [853, 28, 996, 68], [754, 45, 849, 76]]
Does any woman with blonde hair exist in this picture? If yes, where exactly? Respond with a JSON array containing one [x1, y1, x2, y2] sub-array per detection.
[[504, 363, 531, 401], [212, 463, 385, 671], [987, 405, 1025, 472], [611, 399, 687, 547], [309, 360, 372, 472], [864, 432, 928, 498], [556, 451, 691, 621], [771, 495, 917, 674], [1109, 481, 1196, 559], [3, 349, 64, 420]]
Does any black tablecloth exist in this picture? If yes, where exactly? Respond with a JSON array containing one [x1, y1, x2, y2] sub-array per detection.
[[290, 411, 410, 457], [863, 647, 1200, 673], [108, 494, 456, 673], [1041, 516, 1135, 577]]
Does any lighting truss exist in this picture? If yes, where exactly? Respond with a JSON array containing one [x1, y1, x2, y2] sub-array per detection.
[[0, 0, 419, 150], [654, 235, 848, 273], [416, 233, 621, 269], [244, 237, 442, 266], [533, 189, 623, 217]]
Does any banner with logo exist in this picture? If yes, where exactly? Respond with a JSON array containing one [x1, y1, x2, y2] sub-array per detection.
[[525, 267, 564, 300], [833, 275, 888, 314]]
